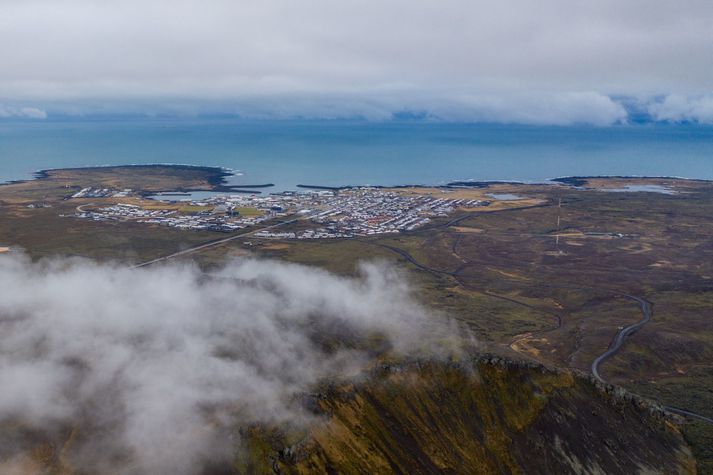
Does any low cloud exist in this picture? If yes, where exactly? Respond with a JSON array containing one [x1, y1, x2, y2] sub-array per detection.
[[31, 90, 629, 125], [0, 254, 464, 473], [218, 91, 628, 125], [1, 0, 712, 125], [648, 94, 713, 124], [412, 91, 628, 126], [0, 104, 47, 119]]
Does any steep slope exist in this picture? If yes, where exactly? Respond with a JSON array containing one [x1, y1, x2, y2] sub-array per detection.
[[0, 358, 696, 474], [243, 358, 695, 474]]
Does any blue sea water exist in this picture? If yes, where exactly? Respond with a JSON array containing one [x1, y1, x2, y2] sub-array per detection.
[[0, 118, 712, 191]]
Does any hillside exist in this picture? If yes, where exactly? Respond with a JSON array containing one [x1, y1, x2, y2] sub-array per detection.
[[0, 357, 694, 474], [240, 358, 695, 474]]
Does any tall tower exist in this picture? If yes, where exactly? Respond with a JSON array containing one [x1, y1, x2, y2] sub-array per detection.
[[555, 196, 562, 254]]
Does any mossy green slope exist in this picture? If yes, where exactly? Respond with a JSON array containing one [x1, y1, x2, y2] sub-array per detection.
[[245, 359, 695, 475]]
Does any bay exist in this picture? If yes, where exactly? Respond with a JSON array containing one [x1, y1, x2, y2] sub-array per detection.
[[1, 118, 712, 191]]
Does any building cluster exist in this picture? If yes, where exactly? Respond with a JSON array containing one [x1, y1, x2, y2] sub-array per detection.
[[70, 187, 489, 238], [71, 187, 134, 199], [73, 203, 273, 232], [255, 227, 353, 240], [308, 189, 486, 236]]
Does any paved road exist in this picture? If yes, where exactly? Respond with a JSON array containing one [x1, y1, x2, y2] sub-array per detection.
[[439, 208, 713, 426], [591, 295, 652, 383], [370, 214, 713, 427], [364, 241, 458, 276], [665, 406, 713, 425], [132, 204, 713, 426], [75, 202, 95, 213], [589, 295, 713, 425], [132, 216, 300, 268]]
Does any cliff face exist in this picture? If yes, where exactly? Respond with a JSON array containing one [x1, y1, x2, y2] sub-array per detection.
[[243, 359, 695, 475], [0, 359, 695, 474]]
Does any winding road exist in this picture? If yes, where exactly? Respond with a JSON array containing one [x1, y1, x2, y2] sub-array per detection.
[[131, 205, 713, 426], [589, 294, 713, 425], [591, 295, 652, 383], [364, 210, 713, 426]]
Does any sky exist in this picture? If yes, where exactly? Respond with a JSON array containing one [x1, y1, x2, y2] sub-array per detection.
[[0, 0, 712, 124]]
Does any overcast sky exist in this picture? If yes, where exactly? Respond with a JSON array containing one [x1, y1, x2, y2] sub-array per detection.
[[1, 0, 712, 124]]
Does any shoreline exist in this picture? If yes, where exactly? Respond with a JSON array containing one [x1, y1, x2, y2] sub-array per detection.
[[3, 163, 712, 192], [32, 163, 233, 187]]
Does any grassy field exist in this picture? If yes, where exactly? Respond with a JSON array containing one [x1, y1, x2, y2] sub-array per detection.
[[233, 206, 264, 217]]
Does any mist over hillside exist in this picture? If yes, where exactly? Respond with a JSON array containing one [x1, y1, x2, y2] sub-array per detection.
[[0, 254, 464, 473]]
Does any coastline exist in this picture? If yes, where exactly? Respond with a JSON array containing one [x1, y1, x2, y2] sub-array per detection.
[[33, 164, 233, 187], [6, 164, 270, 194], [3, 163, 711, 193]]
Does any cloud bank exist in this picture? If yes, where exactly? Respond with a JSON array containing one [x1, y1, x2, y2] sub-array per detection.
[[0, 254, 463, 474], [648, 94, 713, 124], [0, 104, 47, 119], [0, 0, 711, 124]]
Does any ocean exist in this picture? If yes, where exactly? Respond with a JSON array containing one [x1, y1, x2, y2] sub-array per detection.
[[1, 118, 712, 191]]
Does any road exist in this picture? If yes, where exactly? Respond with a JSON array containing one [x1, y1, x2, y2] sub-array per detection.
[[132, 205, 713, 426], [75, 202, 95, 213], [368, 212, 713, 427], [440, 209, 713, 426], [134, 204, 542, 269], [591, 295, 652, 383], [132, 216, 300, 268], [665, 407, 713, 425], [363, 241, 458, 276], [589, 295, 713, 425]]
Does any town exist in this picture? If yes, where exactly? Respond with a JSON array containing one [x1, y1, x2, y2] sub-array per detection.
[[69, 187, 490, 238]]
